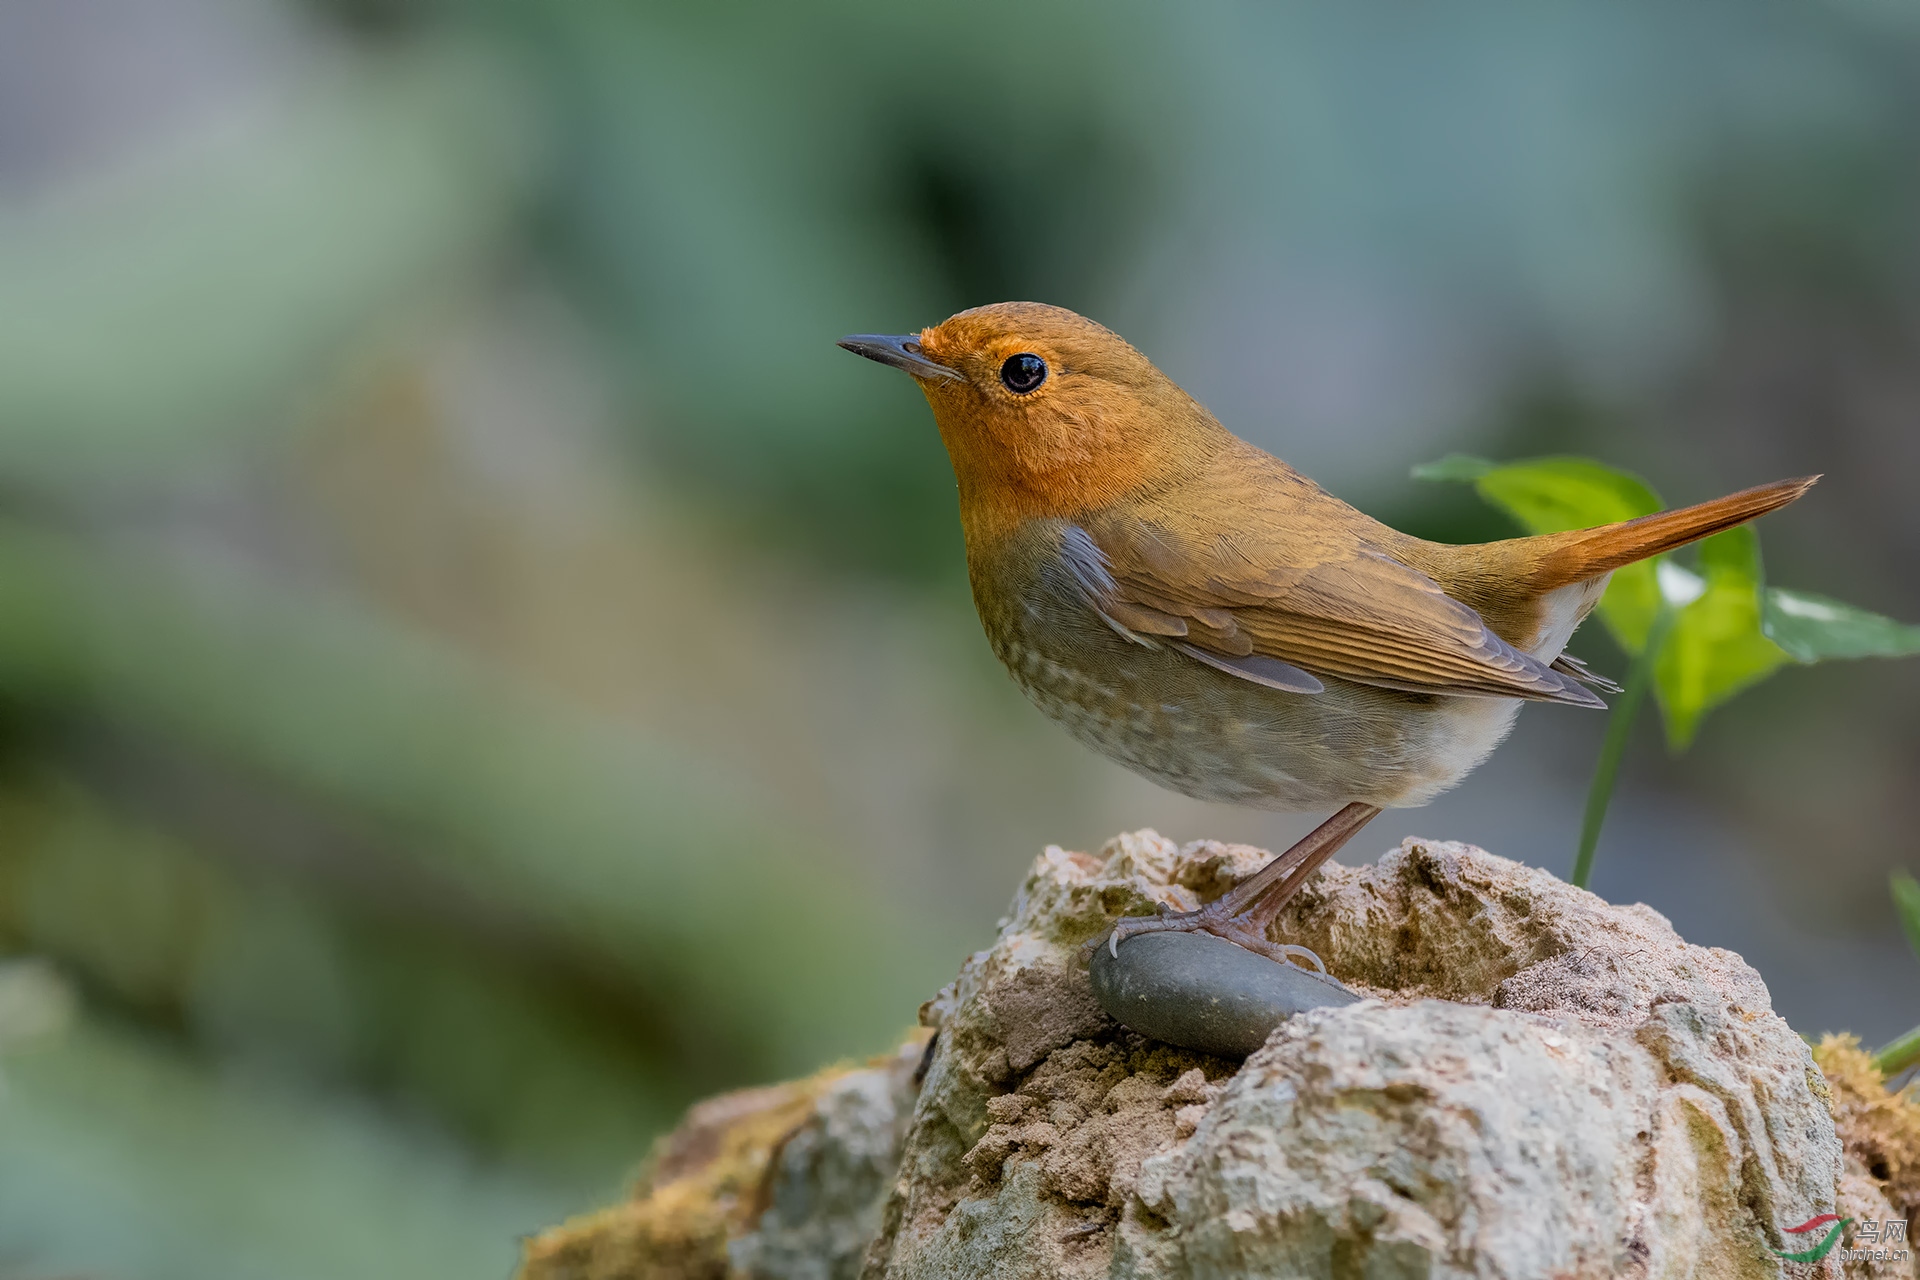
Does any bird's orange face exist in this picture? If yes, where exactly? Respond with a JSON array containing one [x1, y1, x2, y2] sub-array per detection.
[[841, 302, 1227, 541]]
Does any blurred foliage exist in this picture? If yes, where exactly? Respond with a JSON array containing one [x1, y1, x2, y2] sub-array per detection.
[[3, 0, 1920, 1274], [0, 46, 530, 476], [0, 518, 939, 1075], [1879, 873, 1920, 1077], [0, 1005, 574, 1280], [1895, 872, 1920, 965], [0, 775, 680, 1173]]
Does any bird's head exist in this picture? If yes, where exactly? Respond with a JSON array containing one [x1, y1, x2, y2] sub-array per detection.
[[840, 302, 1229, 537]]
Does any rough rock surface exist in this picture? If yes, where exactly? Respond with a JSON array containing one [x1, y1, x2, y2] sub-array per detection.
[[519, 1038, 924, 1280], [521, 831, 1911, 1279], [731, 1043, 924, 1280], [863, 831, 1850, 1279]]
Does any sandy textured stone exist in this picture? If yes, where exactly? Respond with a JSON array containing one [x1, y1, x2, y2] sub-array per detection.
[[863, 831, 1854, 1279]]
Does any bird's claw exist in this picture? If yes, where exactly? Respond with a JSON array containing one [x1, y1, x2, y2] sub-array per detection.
[[1099, 899, 1327, 973]]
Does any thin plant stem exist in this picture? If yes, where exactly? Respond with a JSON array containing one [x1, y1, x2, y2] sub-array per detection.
[[1876, 1024, 1920, 1080], [1571, 608, 1675, 890]]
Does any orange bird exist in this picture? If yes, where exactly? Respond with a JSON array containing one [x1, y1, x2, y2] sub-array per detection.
[[840, 303, 1815, 967]]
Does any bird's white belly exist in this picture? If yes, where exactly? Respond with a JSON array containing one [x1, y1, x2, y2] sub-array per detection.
[[1526, 574, 1611, 663]]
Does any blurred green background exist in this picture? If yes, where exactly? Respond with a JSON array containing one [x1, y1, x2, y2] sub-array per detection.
[[2, 1, 1918, 1275]]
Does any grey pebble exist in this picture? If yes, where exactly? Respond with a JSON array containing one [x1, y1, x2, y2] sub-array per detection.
[[1089, 930, 1361, 1058]]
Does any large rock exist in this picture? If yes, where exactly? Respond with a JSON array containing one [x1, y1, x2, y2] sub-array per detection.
[[863, 831, 1849, 1279], [522, 831, 1900, 1279]]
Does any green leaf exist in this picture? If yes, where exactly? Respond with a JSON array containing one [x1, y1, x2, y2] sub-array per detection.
[[1893, 871, 1920, 964], [1878, 1024, 1920, 1079], [1652, 526, 1791, 748], [1411, 452, 1663, 531], [1468, 456, 1665, 534], [1409, 453, 1497, 482], [1762, 588, 1920, 663], [1589, 568, 1663, 656], [1415, 453, 1665, 652]]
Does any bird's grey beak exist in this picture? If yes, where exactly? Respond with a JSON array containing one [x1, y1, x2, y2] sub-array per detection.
[[837, 333, 964, 382]]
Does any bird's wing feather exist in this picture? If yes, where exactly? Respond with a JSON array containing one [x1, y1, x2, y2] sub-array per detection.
[[1069, 513, 1604, 706], [1549, 652, 1623, 694]]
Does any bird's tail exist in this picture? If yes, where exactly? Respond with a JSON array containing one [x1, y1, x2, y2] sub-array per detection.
[[1517, 474, 1819, 594]]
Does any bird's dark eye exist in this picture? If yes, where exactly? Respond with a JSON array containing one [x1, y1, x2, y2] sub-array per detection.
[[1000, 353, 1048, 394]]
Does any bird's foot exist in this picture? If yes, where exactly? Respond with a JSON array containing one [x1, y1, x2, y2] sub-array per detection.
[[1086, 802, 1382, 977], [1100, 899, 1327, 973]]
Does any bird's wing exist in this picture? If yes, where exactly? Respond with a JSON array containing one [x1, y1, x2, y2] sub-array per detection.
[[1549, 652, 1623, 694], [1063, 514, 1604, 707]]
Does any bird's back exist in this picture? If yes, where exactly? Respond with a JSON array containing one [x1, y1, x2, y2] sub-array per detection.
[[1110, 439, 1579, 667], [1172, 439, 1812, 661]]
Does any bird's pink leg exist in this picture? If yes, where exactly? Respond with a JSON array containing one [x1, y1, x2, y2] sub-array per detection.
[[1102, 803, 1383, 970]]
